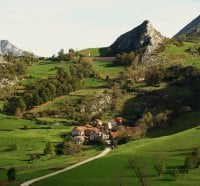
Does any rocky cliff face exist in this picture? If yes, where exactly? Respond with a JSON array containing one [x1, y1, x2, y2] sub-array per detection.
[[0, 40, 24, 56], [109, 20, 165, 58], [173, 15, 200, 42]]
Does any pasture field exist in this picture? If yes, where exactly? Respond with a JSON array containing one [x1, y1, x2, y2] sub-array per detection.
[[0, 114, 100, 183], [35, 112, 200, 186]]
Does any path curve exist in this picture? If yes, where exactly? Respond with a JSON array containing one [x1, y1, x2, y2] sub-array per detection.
[[21, 148, 111, 186]]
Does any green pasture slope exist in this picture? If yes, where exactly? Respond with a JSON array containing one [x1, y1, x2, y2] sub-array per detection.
[[23, 58, 125, 86], [1, 42, 200, 185], [0, 58, 123, 183], [78, 47, 109, 57], [0, 113, 100, 183], [35, 112, 200, 186], [22, 60, 71, 85], [162, 42, 200, 68]]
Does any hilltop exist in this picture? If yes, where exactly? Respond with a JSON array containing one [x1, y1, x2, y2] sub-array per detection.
[[0, 40, 24, 56], [80, 20, 165, 60], [109, 20, 165, 57]]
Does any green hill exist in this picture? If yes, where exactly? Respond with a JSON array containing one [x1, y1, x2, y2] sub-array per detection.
[[78, 47, 109, 57], [34, 112, 200, 186], [1, 41, 200, 185]]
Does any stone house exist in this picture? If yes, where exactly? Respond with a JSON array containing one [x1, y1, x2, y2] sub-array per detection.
[[72, 136, 86, 145], [72, 126, 87, 136], [93, 119, 103, 128], [89, 131, 110, 141]]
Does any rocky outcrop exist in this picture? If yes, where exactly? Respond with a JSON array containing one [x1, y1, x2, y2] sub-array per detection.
[[0, 40, 24, 56], [173, 15, 200, 42], [80, 90, 113, 118], [0, 77, 19, 89], [109, 20, 165, 58]]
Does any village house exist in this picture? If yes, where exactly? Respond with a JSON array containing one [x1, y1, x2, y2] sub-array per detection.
[[89, 131, 110, 141], [93, 119, 103, 128], [71, 117, 126, 145], [72, 126, 86, 136], [105, 117, 124, 131], [72, 124, 102, 144], [72, 136, 86, 145]]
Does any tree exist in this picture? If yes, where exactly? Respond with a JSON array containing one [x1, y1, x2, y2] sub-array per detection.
[[154, 154, 165, 177], [7, 167, 16, 181], [44, 142, 54, 155], [185, 155, 194, 173], [128, 157, 151, 186], [62, 141, 81, 155], [8, 143, 18, 151], [171, 168, 179, 181], [185, 150, 200, 173], [15, 108, 22, 119], [58, 49, 65, 60]]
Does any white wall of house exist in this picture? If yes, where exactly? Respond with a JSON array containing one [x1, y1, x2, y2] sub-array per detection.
[[72, 128, 85, 136]]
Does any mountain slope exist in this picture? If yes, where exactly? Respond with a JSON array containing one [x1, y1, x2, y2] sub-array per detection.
[[0, 40, 24, 56], [109, 20, 165, 57], [173, 15, 200, 42]]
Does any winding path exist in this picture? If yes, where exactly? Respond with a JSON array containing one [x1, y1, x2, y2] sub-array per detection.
[[21, 148, 111, 186]]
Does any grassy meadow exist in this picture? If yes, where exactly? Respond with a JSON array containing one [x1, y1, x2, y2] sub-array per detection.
[[35, 112, 200, 186], [1, 41, 200, 185], [0, 113, 101, 183]]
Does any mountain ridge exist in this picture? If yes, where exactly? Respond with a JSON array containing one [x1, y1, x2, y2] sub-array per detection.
[[173, 15, 200, 41]]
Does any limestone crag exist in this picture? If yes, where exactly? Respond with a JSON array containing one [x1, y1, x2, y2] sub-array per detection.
[[109, 20, 165, 58], [0, 40, 24, 56]]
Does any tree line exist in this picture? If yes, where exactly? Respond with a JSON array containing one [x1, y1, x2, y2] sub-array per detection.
[[4, 57, 96, 115]]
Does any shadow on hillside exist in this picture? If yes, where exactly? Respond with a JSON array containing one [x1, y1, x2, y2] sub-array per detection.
[[39, 61, 62, 65], [120, 83, 199, 138], [98, 62, 117, 68]]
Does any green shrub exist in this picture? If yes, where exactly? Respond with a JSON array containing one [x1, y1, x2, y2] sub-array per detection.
[[7, 167, 16, 181]]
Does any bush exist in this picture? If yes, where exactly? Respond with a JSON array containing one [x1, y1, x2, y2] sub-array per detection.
[[44, 142, 54, 155], [115, 135, 132, 145], [8, 143, 18, 151], [7, 167, 16, 181], [154, 154, 165, 176], [171, 168, 179, 181], [62, 141, 81, 155], [114, 52, 137, 66], [185, 149, 200, 173]]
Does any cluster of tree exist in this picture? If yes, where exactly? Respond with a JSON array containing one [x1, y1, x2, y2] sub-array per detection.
[[120, 64, 200, 136], [127, 154, 181, 186], [135, 111, 170, 136], [50, 48, 78, 61], [0, 61, 27, 79], [4, 51, 38, 65], [5, 58, 96, 115], [24, 89, 121, 125], [128, 157, 151, 186], [145, 64, 200, 86], [114, 52, 139, 66], [186, 45, 200, 56], [185, 149, 200, 173]]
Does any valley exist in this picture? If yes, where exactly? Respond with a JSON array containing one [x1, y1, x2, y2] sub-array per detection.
[[0, 13, 200, 186]]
